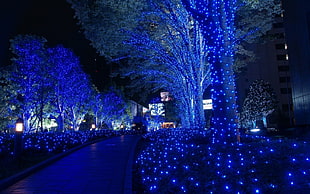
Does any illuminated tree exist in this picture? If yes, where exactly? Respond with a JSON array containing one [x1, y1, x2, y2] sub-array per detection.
[[68, 0, 211, 128], [180, 0, 282, 141], [100, 88, 127, 129], [241, 79, 277, 128], [67, 70, 93, 131], [48, 45, 93, 131], [178, 0, 238, 142], [234, 0, 283, 72], [68, 0, 282, 132], [67, 0, 148, 60], [121, 0, 211, 128], [9, 35, 99, 132], [89, 86, 104, 128], [10, 35, 50, 132], [0, 68, 19, 131]]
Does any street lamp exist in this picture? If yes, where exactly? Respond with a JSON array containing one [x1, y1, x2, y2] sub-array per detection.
[[91, 124, 96, 130], [15, 118, 24, 133], [15, 118, 24, 157]]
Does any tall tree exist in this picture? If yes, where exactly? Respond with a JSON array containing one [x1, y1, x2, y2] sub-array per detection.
[[0, 67, 19, 131], [121, 0, 211, 128], [68, 0, 282, 132], [66, 68, 93, 131], [234, 0, 283, 72], [101, 88, 127, 128], [180, 0, 282, 142], [10, 35, 50, 132], [180, 0, 238, 142], [89, 86, 103, 128], [48, 45, 93, 131], [69, 0, 211, 128], [67, 0, 148, 60]]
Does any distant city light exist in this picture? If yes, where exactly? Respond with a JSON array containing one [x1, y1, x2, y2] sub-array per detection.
[[203, 99, 213, 110], [250, 128, 261, 132]]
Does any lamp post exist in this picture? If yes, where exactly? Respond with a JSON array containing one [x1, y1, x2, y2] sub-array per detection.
[[14, 118, 24, 158]]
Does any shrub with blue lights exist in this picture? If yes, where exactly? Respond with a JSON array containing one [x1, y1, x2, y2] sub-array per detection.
[[135, 128, 310, 193], [0, 129, 137, 157]]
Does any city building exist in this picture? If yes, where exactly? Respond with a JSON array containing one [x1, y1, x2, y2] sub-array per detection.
[[236, 3, 293, 129], [282, 0, 310, 127]]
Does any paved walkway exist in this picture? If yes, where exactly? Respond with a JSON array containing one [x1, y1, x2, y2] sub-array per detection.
[[0, 135, 141, 194]]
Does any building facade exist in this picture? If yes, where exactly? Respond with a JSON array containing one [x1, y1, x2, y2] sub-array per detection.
[[236, 6, 294, 129], [282, 0, 310, 126]]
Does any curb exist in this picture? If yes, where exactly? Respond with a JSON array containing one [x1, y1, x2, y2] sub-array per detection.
[[123, 135, 141, 194]]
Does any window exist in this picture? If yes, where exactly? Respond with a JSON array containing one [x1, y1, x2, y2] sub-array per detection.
[[280, 88, 292, 94], [273, 22, 284, 28], [275, 13, 284, 18], [278, 66, 290, 72], [275, 44, 286, 50], [273, 33, 285, 39], [279, 77, 290, 83], [282, 104, 293, 112], [282, 104, 289, 111], [277, 54, 288, 61]]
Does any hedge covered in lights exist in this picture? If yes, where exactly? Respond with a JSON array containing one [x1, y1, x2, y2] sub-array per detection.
[[134, 128, 310, 193], [0, 129, 130, 157]]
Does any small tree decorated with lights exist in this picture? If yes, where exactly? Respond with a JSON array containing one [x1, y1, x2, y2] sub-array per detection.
[[241, 79, 277, 128]]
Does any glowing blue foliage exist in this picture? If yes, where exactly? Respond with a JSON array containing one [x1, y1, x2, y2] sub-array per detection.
[[123, 0, 212, 128]]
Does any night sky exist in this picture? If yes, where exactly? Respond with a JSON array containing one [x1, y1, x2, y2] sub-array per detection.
[[0, 0, 108, 90]]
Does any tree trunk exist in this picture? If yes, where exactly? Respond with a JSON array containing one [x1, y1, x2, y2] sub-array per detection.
[[252, 120, 256, 128], [193, 88, 205, 128], [182, 0, 238, 142], [57, 114, 64, 132], [262, 116, 267, 128], [210, 1, 238, 143], [23, 112, 31, 133]]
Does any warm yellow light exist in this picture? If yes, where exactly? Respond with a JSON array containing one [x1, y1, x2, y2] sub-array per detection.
[[16, 123, 24, 132], [91, 124, 96, 129]]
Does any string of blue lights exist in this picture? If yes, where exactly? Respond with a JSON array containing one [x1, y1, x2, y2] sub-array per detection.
[[135, 128, 310, 193], [182, 0, 238, 142]]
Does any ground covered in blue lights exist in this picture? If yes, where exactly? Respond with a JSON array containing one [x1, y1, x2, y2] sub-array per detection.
[[133, 128, 310, 193]]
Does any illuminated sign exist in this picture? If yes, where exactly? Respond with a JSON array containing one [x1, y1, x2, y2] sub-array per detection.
[[160, 92, 172, 102], [203, 99, 213, 110], [149, 103, 165, 116]]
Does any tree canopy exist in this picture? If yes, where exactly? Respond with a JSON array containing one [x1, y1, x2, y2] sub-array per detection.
[[67, 0, 282, 130]]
